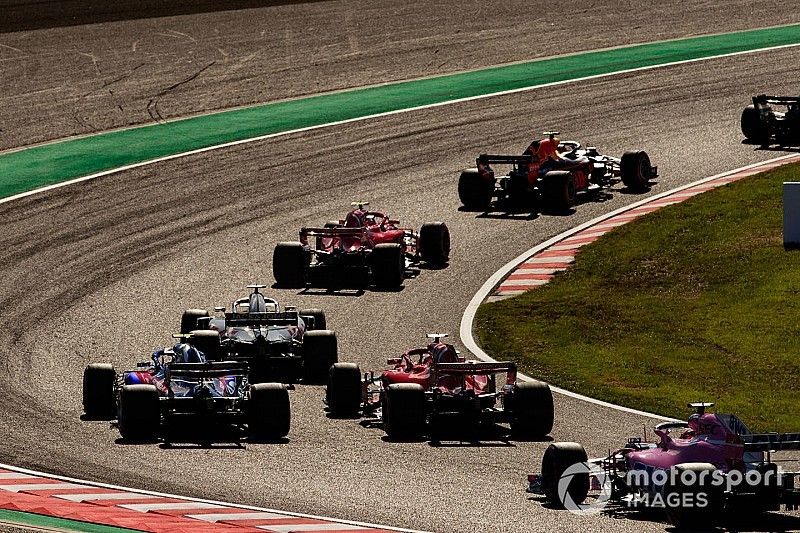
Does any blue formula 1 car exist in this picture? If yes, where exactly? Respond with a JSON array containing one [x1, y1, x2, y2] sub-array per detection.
[[82, 342, 291, 442]]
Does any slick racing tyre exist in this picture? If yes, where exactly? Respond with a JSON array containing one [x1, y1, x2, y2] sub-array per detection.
[[302, 330, 338, 384], [664, 463, 723, 529], [326, 362, 362, 416], [83, 363, 116, 419], [541, 442, 589, 508], [273, 242, 309, 288], [299, 308, 327, 330], [741, 104, 770, 144], [371, 243, 404, 289], [186, 329, 222, 361], [509, 380, 554, 439], [541, 170, 576, 211], [248, 383, 291, 441], [458, 169, 493, 210], [418, 222, 451, 265], [118, 384, 160, 442], [620, 150, 653, 191], [382, 383, 425, 440], [181, 309, 209, 334]]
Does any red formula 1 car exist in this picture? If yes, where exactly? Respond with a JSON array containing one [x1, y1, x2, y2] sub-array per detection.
[[458, 133, 657, 212], [325, 334, 554, 441], [529, 403, 800, 529], [272, 202, 450, 289]]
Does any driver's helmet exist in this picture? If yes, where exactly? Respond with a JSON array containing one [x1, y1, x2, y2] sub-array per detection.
[[429, 342, 458, 364], [345, 208, 367, 228], [172, 343, 206, 364]]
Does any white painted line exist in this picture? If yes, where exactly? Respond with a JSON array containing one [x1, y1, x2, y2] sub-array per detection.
[[55, 493, 160, 502], [509, 268, 562, 275], [185, 511, 287, 522], [460, 153, 800, 422], [0, 464, 429, 533], [525, 256, 574, 264], [0, 483, 85, 492], [3, 41, 800, 208], [257, 525, 374, 532], [0, 473, 36, 480], [119, 502, 226, 512], [548, 243, 589, 251], [500, 279, 550, 287]]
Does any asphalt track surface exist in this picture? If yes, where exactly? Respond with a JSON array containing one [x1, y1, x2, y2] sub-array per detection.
[[2, 2, 800, 532]]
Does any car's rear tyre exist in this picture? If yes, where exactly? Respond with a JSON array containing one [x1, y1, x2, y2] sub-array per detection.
[[458, 169, 493, 210], [541, 442, 589, 508], [186, 329, 222, 361], [180, 309, 209, 334], [418, 222, 451, 265], [326, 362, 362, 416], [302, 329, 338, 384], [118, 384, 159, 442], [371, 243, 404, 289], [273, 242, 309, 288], [620, 150, 653, 191], [382, 383, 425, 440], [541, 170, 576, 210], [509, 380, 554, 439], [248, 383, 291, 440], [83, 363, 116, 419], [299, 308, 327, 330], [741, 104, 769, 143], [664, 463, 722, 529]]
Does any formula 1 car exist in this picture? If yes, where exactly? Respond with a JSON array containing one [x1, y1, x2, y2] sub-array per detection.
[[82, 343, 291, 442], [179, 285, 337, 384], [326, 334, 554, 441], [528, 403, 800, 529], [458, 134, 657, 211], [741, 95, 800, 145], [273, 202, 450, 289]]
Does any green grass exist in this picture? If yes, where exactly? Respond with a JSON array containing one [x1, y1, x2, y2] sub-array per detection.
[[476, 163, 800, 432]]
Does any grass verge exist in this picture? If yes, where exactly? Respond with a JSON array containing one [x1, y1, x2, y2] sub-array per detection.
[[476, 162, 800, 432]]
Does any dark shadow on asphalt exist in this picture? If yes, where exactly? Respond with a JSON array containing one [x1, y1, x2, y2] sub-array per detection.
[[1, 0, 328, 33]]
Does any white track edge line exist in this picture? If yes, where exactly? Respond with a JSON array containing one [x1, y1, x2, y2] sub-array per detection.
[[459, 153, 800, 423], [2, 42, 800, 208], [0, 463, 429, 533]]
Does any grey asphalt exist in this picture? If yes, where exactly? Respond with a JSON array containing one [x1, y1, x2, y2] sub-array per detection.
[[1, 2, 799, 532]]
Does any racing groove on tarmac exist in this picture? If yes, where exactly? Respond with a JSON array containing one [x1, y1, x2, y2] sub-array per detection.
[[2, 2, 800, 532]]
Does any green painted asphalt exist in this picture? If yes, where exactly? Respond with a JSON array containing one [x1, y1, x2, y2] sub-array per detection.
[[2, 24, 800, 199], [0, 509, 143, 533]]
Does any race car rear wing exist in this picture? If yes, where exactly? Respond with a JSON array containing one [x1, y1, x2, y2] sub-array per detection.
[[167, 361, 249, 378], [225, 311, 299, 327], [742, 433, 800, 452], [753, 95, 800, 106], [431, 361, 518, 383], [300, 227, 366, 238], [477, 154, 534, 166]]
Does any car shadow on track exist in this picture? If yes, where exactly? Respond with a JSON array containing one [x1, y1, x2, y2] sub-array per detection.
[[745, 139, 800, 153]]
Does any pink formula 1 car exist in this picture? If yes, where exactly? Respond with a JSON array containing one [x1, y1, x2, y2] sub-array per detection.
[[325, 334, 553, 441], [528, 403, 800, 528], [272, 202, 450, 289]]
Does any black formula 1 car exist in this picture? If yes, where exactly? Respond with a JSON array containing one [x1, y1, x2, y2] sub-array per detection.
[[179, 285, 337, 384], [82, 343, 291, 442], [459, 136, 656, 212], [273, 202, 450, 289], [741, 95, 800, 145], [326, 333, 553, 442]]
